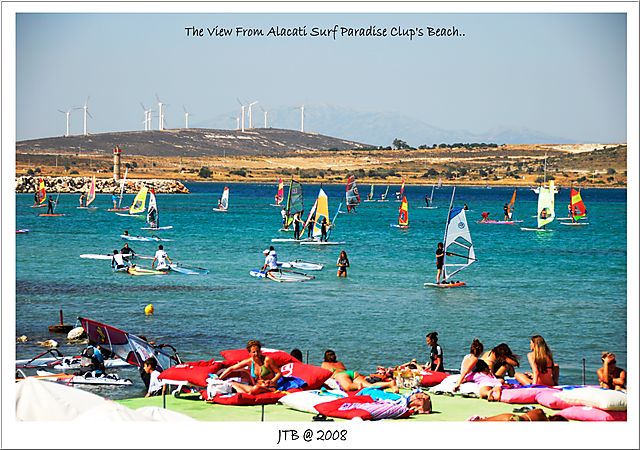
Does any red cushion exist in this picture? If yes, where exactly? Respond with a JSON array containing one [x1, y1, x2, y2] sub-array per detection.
[[279, 362, 333, 390], [420, 371, 449, 387], [220, 348, 298, 367], [555, 406, 627, 422], [314, 396, 374, 420], [159, 360, 227, 387], [499, 387, 559, 404], [208, 391, 286, 405], [535, 390, 573, 410]]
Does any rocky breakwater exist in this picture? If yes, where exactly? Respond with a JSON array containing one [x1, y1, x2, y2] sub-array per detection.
[[15, 176, 190, 194]]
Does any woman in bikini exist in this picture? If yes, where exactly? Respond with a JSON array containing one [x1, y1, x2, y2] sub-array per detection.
[[219, 339, 282, 395], [321, 349, 398, 393], [514, 335, 559, 386], [481, 343, 520, 379]]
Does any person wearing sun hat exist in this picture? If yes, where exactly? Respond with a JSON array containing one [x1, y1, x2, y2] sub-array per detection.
[[260, 246, 278, 274]]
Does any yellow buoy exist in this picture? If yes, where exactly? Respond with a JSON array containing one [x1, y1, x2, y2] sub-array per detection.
[[144, 304, 154, 315]]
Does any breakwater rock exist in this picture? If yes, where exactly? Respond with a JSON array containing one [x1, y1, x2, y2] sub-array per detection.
[[15, 176, 190, 194]]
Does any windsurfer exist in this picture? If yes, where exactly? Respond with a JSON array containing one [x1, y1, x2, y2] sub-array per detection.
[[280, 209, 289, 230], [293, 213, 303, 240], [148, 206, 158, 228], [261, 246, 278, 274], [79, 193, 86, 207], [480, 212, 490, 223], [425, 195, 430, 207], [320, 217, 329, 242], [112, 193, 118, 209], [503, 203, 510, 221], [152, 244, 172, 271], [307, 216, 315, 238], [120, 243, 136, 261], [33, 191, 39, 205], [46, 196, 55, 214], [111, 249, 128, 270], [435, 242, 452, 284]]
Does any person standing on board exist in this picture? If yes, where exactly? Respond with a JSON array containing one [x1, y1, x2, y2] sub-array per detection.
[[435, 242, 447, 283], [424, 194, 430, 207], [46, 196, 56, 214], [33, 191, 39, 206], [111, 192, 119, 209], [503, 203, 510, 221], [307, 216, 315, 238], [79, 192, 86, 208], [293, 212, 303, 240], [336, 250, 350, 277], [152, 244, 172, 271], [320, 217, 329, 242]]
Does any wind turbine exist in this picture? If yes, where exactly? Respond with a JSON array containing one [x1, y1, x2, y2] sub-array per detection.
[[57, 108, 72, 137], [140, 103, 153, 131], [156, 94, 168, 131], [260, 106, 268, 128], [248, 101, 258, 129], [230, 116, 240, 130], [74, 97, 92, 136], [297, 105, 305, 133], [236, 98, 246, 132], [183, 106, 192, 129]]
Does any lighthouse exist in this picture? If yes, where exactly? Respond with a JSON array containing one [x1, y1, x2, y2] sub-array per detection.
[[113, 145, 122, 181]]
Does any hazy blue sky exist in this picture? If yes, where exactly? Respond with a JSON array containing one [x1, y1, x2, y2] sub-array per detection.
[[16, 13, 627, 142]]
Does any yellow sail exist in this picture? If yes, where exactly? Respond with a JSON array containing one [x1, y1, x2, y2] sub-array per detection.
[[398, 196, 409, 226], [311, 188, 330, 239], [129, 186, 148, 215]]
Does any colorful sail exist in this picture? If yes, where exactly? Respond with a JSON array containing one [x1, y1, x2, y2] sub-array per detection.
[[37, 178, 47, 205], [506, 188, 517, 219], [443, 187, 476, 281], [129, 186, 148, 215], [284, 179, 304, 227], [570, 188, 587, 220], [86, 175, 96, 207], [311, 188, 330, 239], [147, 188, 158, 226], [398, 196, 409, 227], [399, 179, 405, 198], [275, 178, 284, 205], [345, 175, 361, 212], [78, 317, 180, 371], [537, 180, 556, 228], [219, 186, 229, 211]]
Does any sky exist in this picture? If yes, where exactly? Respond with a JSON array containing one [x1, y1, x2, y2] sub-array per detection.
[[15, 12, 629, 143]]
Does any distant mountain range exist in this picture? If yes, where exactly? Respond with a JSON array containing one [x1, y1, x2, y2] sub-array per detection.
[[204, 104, 577, 147]]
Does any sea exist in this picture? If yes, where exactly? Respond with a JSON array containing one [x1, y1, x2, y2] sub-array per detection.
[[14, 183, 628, 400]]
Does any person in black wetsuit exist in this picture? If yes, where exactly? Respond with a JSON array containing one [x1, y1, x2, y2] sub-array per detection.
[[46, 196, 55, 214], [320, 217, 329, 242], [435, 242, 445, 283], [503, 203, 510, 221], [293, 213, 302, 240], [425, 332, 445, 372]]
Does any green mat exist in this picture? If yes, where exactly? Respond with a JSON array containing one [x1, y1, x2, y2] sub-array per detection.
[[117, 391, 554, 422]]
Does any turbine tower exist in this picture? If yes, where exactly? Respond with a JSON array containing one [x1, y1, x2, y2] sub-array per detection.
[[140, 103, 153, 131], [183, 106, 191, 129], [156, 94, 168, 131], [236, 98, 246, 132], [298, 105, 305, 133], [57, 108, 72, 137], [260, 106, 268, 128], [248, 101, 258, 129], [75, 97, 92, 136], [230, 116, 240, 130]]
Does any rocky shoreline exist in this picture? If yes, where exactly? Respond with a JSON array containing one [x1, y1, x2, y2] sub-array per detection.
[[15, 176, 190, 194]]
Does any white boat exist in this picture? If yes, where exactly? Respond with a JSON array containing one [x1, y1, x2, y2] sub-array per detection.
[[424, 186, 477, 288], [213, 186, 229, 212], [521, 180, 556, 232]]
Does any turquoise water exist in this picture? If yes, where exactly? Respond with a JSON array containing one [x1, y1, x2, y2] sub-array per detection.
[[15, 184, 627, 399]]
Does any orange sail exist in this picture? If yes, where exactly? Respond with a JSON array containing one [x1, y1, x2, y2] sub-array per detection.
[[37, 178, 47, 204], [398, 196, 409, 226]]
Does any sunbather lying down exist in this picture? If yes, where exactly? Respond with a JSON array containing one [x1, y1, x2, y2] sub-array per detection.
[[468, 408, 567, 422], [321, 349, 399, 393]]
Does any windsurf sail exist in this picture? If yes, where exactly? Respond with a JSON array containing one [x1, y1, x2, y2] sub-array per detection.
[[428, 185, 435, 205], [398, 196, 409, 226], [570, 188, 587, 220], [147, 188, 159, 227], [129, 186, 148, 215], [437, 177, 443, 188], [86, 175, 96, 207], [284, 179, 304, 227], [442, 187, 476, 281], [537, 180, 556, 228], [345, 175, 361, 212], [218, 186, 229, 211], [506, 188, 517, 219], [275, 178, 284, 205], [399, 179, 405, 198], [367, 184, 374, 201], [78, 317, 180, 371], [301, 199, 318, 237], [381, 185, 390, 200], [118, 167, 128, 208], [36, 178, 47, 205], [311, 188, 330, 239]]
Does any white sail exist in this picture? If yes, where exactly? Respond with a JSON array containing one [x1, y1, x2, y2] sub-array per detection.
[[443, 187, 476, 281], [537, 180, 556, 228], [219, 187, 229, 210], [147, 189, 158, 227], [118, 168, 128, 208]]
